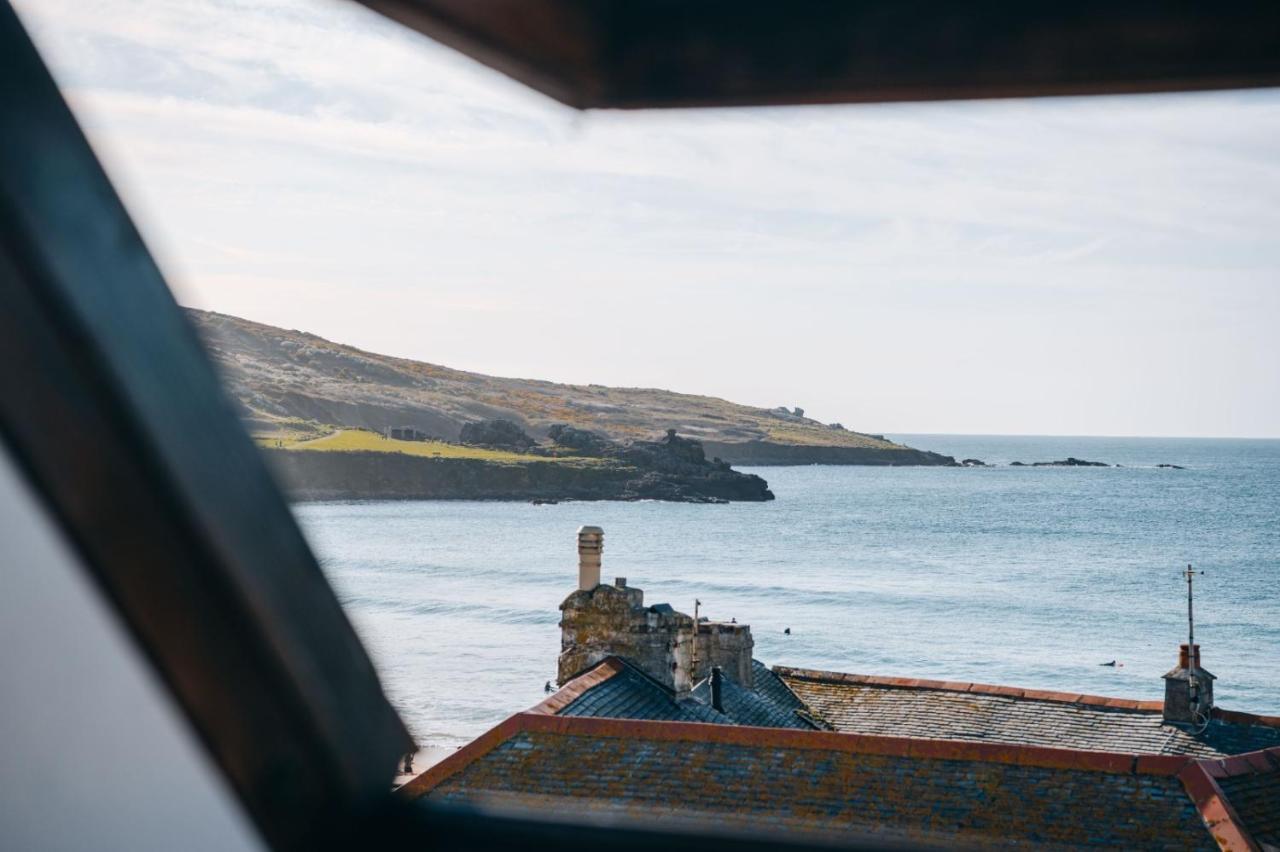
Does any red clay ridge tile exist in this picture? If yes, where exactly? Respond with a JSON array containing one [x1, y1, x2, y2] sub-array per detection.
[[517, 713, 1166, 776], [1024, 748, 1134, 774], [1201, 759, 1230, 780], [777, 666, 1271, 722], [526, 657, 625, 716], [1136, 754, 1192, 776], [972, 684, 1026, 699], [1219, 756, 1255, 778], [1204, 747, 1280, 777], [1020, 688, 1085, 703], [1179, 763, 1223, 805], [1242, 750, 1276, 774], [933, 680, 974, 692], [404, 708, 1201, 803], [1213, 707, 1280, 728], [775, 665, 1183, 713], [399, 714, 525, 799], [1178, 762, 1256, 852]]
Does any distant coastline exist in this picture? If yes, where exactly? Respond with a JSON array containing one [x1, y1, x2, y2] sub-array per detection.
[[264, 426, 775, 504], [190, 308, 959, 473], [701, 439, 955, 467]]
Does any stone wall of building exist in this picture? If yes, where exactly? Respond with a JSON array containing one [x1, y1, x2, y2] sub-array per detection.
[[558, 526, 755, 694], [557, 580, 696, 693], [693, 622, 754, 687]]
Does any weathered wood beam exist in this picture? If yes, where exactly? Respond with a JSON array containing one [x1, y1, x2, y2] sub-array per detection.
[[359, 0, 1280, 108]]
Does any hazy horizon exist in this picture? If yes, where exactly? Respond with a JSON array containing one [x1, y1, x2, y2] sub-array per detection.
[[15, 0, 1280, 438]]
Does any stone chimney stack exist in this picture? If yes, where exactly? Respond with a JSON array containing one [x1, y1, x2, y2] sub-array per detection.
[[577, 525, 603, 591], [1162, 643, 1215, 725], [558, 527, 753, 696]]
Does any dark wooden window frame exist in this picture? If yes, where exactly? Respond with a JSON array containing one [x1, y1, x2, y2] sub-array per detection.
[[358, 0, 1280, 109]]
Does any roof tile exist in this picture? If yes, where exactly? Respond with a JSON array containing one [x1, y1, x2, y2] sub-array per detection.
[[542, 657, 817, 731], [776, 667, 1280, 758], [412, 715, 1216, 850]]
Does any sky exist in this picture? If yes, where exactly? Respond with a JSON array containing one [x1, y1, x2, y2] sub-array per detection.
[[14, 0, 1280, 438]]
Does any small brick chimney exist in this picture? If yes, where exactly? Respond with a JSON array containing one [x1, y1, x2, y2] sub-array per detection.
[[576, 525, 603, 591], [1162, 643, 1215, 725]]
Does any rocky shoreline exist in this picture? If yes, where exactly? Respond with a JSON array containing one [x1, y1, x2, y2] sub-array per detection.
[[700, 440, 957, 467]]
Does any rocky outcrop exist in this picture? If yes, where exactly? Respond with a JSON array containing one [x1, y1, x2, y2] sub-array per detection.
[[1017, 457, 1111, 467], [459, 418, 535, 450], [546, 423, 614, 455], [614, 430, 773, 502], [701, 440, 957, 467]]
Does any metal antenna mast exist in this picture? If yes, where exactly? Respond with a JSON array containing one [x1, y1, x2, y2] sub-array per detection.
[[692, 598, 702, 677], [1186, 563, 1196, 661], [1185, 564, 1208, 731]]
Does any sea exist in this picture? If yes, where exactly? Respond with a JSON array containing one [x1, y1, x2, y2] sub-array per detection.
[[294, 435, 1280, 747]]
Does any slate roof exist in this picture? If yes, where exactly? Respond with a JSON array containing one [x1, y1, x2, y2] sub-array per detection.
[[776, 666, 1280, 758], [750, 659, 820, 721], [547, 658, 731, 724], [1201, 750, 1280, 851], [537, 657, 816, 730], [688, 662, 816, 729], [401, 713, 1280, 850]]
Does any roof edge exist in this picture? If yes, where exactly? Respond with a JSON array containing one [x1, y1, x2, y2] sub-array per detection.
[[773, 665, 1165, 712], [1213, 707, 1280, 729], [402, 715, 1278, 849], [398, 711, 1197, 798], [1178, 759, 1264, 852], [397, 712, 526, 799], [775, 666, 1280, 727], [754, 660, 812, 707], [526, 657, 627, 716], [511, 714, 1195, 775], [1198, 746, 1280, 781]]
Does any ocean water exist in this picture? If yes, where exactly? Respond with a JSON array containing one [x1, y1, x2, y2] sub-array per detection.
[[294, 435, 1280, 746]]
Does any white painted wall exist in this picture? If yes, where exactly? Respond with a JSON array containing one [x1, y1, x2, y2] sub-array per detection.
[[0, 443, 262, 852]]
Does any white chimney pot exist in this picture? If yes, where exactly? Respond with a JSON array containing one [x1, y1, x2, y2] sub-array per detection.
[[577, 525, 603, 591]]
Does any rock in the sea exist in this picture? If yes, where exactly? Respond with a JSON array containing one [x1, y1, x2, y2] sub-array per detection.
[[616, 430, 773, 502], [1011, 459, 1112, 467], [546, 423, 614, 455], [960, 458, 988, 467], [460, 418, 536, 450], [1030, 457, 1109, 467], [1157, 463, 1187, 470]]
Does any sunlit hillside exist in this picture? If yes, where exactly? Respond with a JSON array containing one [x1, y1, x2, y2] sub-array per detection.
[[192, 309, 913, 456]]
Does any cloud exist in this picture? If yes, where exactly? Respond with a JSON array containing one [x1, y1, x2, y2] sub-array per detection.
[[12, 0, 1280, 436]]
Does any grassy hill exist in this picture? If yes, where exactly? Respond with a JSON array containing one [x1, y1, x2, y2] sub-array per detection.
[[267, 428, 605, 466], [192, 309, 952, 465]]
